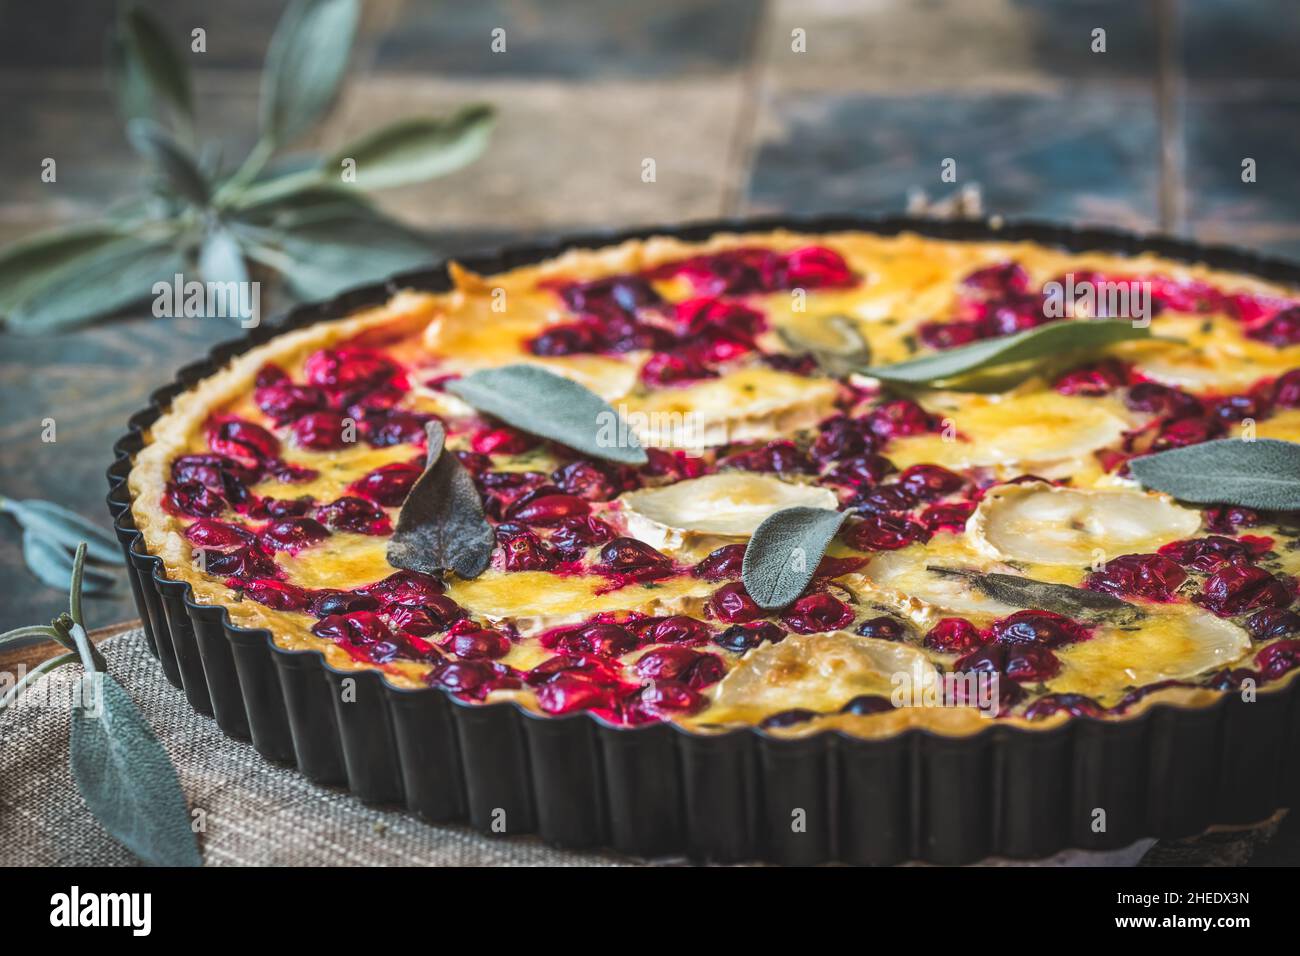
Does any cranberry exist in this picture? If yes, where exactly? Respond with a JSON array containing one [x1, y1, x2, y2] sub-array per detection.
[[255, 382, 327, 424], [304, 347, 397, 390], [455, 450, 493, 475], [851, 484, 919, 514], [631, 680, 707, 720], [171, 453, 260, 490], [315, 496, 392, 535], [471, 426, 535, 456], [547, 622, 639, 658], [383, 597, 464, 635], [708, 582, 763, 624], [978, 293, 1049, 336], [1255, 639, 1300, 680], [552, 459, 636, 502], [811, 415, 877, 464], [843, 513, 926, 551], [963, 261, 1029, 293], [364, 411, 432, 448], [596, 537, 672, 573], [559, 274, 661, 315], [897, 463, 966, 500], [1205, 668, 1258, 691], [444, 622, 511, 660], [988, 610, 1089, 648], [676, 296, 764, 337], [640, 447, 709, 480], [1151, 416, 1223, 451], [311, 611, 394, 645], [345, 386, 405, 419], [781, 592, 853, 633], [720, 440, 813, 475], [1125, 382, 1202, 419], [1024, 693, 1105, 721], [1248, 306, 1300, 346], [255, 364, 288, 388], [693, 543, 746, 581], [1196, 565, 1293, 616], [760, 709, 819, 730], [919, 501, 976, 533], [783, 245, 855, 288], [839, 695, 894, 716], [525, 654, 623, 686], [1211, 393, 1270, 425], [1246, 608, 1300, 640], [507, 493, 590, 525], [265, 460, 318, 484], [635, 615, 713, 646], [956, 643, 1061, 682], [535, 675, 618, 715], [1204, 505, 1260, 534], [261, 497, 314, 518], [855, 616, 908, 640], [918, 319, 983, 350], [1054, 359, 1130, 396], [429, 660, 520, 700], [165, 480, 227, 517], [634, 647, 724, 687], [348, 461, 422, 507], [713, 621, 785, 652], [207, 415, 280, 466], [923, 618, 984, 653], [1158, 535, 1262, 572], [1273, 369, 1300, 408], [183, 518, 254, 548], [499, 529, 558, 572], [358, 570, 444, 604], [289, 411, 351, 450], [824, 454, 896, 488], [548, 516, 615, 559], [528, 322, 599, 357], [309, 590, 379, 617], [867, 399, 935, 441], [201, 544, 280, 580], [1085, 553, 1188, 601], [640, 352, 715, 386], [259, 517, 330, 553]]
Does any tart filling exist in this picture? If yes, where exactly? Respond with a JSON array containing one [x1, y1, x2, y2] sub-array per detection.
[[128, 230, 1300, 737]]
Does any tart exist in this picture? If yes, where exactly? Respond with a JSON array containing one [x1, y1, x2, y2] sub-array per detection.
[[124, 226, 1300, 746]]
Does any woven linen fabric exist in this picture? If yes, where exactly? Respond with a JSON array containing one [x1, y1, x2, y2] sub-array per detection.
[[0, 628, 638, 867]]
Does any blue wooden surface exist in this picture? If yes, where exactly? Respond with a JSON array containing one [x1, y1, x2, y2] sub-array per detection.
[[0, 0, 1297, 629]]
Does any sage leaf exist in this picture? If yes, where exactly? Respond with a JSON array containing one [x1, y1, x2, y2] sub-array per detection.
[[865, 319, 1152, 388], [120, 7, 194, 121], [446, 364, 648, 465], [327, 106, 496, 191], [260, 0, 360, 146], [1, 498, 123, 564], [388, 421, 495, 580], [6, 237, 185, 333], [0, 224, 126, 316], [776, 313, 871, 376], [927, 567, 1139, 623], [742, 507, 848, 610], [20, 533, 117, 594], [70, 672, 202, 867], [1128, 438, 1300, 510], [248, 215, 433, 299], [126, 119, 210, 206], [198, 225, 248, 288]]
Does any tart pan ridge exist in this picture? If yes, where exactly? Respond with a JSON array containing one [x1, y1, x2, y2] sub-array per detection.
[[107, 215, 1300, 864]]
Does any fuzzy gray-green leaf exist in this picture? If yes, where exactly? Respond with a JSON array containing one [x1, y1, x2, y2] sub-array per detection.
[[260, 0, 360, 145], [120, 7, 194, 120], [446, 364, 648, 465], [3, 498, 123, 564], [1128, 438, 1300, 510], [126, 119, 210, 205], [327, 106, 495, 190], [743, 507, 848, 610], [70, 673, 202, 867], [198, 225, 248, 288], [865, 319, 1152, 388], [928, 567, 1139, 623], [0, 225, 127, 316]]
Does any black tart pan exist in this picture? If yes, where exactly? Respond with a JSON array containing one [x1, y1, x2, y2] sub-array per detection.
[[107, 215, 1300, 864]]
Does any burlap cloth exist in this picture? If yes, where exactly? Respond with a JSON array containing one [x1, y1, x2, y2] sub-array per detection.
[[1, 628, 1280, 866]]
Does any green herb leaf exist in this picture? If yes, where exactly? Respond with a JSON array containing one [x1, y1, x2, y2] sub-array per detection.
[[446, 364, 649, 465], [387, 421, 495, 580], [864, 319, 1153, 388], [120, 7, 194, 121], [198, 225, 248, 288], [260, 0, 360, 146], [70, 672, 202, 866], [1, 498, 124, 564], [0, 225, 127, 316], [1128, 438, 1300, 510], [742, 507, 848, 610], [927, 567, 1139, 623], [6, 237, 185, 333], [126, 119, 210, 206], [326, 106, 495, 191], [19, 533, 117, 595]]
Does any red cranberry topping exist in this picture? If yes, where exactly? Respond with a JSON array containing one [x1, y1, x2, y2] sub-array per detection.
[[506, 492, 591, 525], [382, 597, 464, 635], [1157, 535, 1264, 572], [843, 513, 927, 551], [261, 496, 315, 518], [201, 544, 281, 580], [304, 347, 398, 390], [867, 399, 935, 441], [428, 660, 521, 700], [548, 516, 615, 560], [630, 680, 708, 721], [344, 385, 405, 419], [1204, 505, 1260, 534], [634, 647, 725, 689], [289, 411, 351, 450], [315, 496, 392, 536], [1085, 553, 1188, 601], [255, 363, 288, 388], [720, 440, 814, 475], [760, 709, 819, 730], [713, 621, 785, 652], [1150, 416, 1224, 451], [832, 694, 889, 716], [364, 411, 433, 448], [851, 484, 919, 514], [988, 609, 1090, 648], [259, 517, 330, 553], [811, 415, 877, 464], [693, 543, 746, 581], [1196, 565, 1293, 617], [956, 643, 1061, 682], [525, 654, 623, 687], [780, 593, 853, 634], [241, 578, 312, 612], [918, 319, 983, 350], [963, 261, 1030, 293], [310, 590, 379, 617], [1024, 693, 1105, 721], [535, 675, 618, 715], [470, 426, 535, 456], [1255, 639, 1300, 680], [358, 570, 444, 604], [596, 537, 672, 574], [634, 615, 713, 646], [708, 582, 763, 624], [528, 322, 599, 357], [545, 622, 639, 658], [897, 463, 967, 501], [640, 447, 709, 480], [783, 245, 856, 289], [855, 616, 908, 640], [640, 351, 716, 386], [172, 453, 260, 489], [165, 480, 227, 517], [1247, 306, 1300, 346], [348, 462, 422, 508], [1210, 393, 1270, 425], [1053, 358, 1131, 396], [207, 415, 281, 466], [499, 529, 558, 572], [255, 381, 327, 424], [1273, 369, 1300, 407], [312, 610, 394, 645], [919, 501, 976, 533], [1124, 382, 1202, 419], [552, 459, 637, 502], [978, 292, 1050, 337], [443, 621, 511, 660], [1205, 668, 1258, 691], [1246, 608, 1300, 640], [923, 618, 984, 653], [824, 454, 896, 488], [653, 246, 851, 296], [183, 518, 255, 548]]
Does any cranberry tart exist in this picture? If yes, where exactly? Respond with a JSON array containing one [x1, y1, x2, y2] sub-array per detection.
[[112, 219, 1300, 863]]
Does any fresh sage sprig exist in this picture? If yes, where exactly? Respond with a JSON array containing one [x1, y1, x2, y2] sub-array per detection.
[[742, 507, 849, 610], [1129, 438, 1300, 510], [863, 319, 1154, 389], [1, 0, 495, 332], [0, 544, 201, 866], [1, 495, 122, 593]]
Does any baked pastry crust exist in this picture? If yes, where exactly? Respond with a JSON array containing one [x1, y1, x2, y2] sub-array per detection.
[[128, 229, 1300, 737]]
